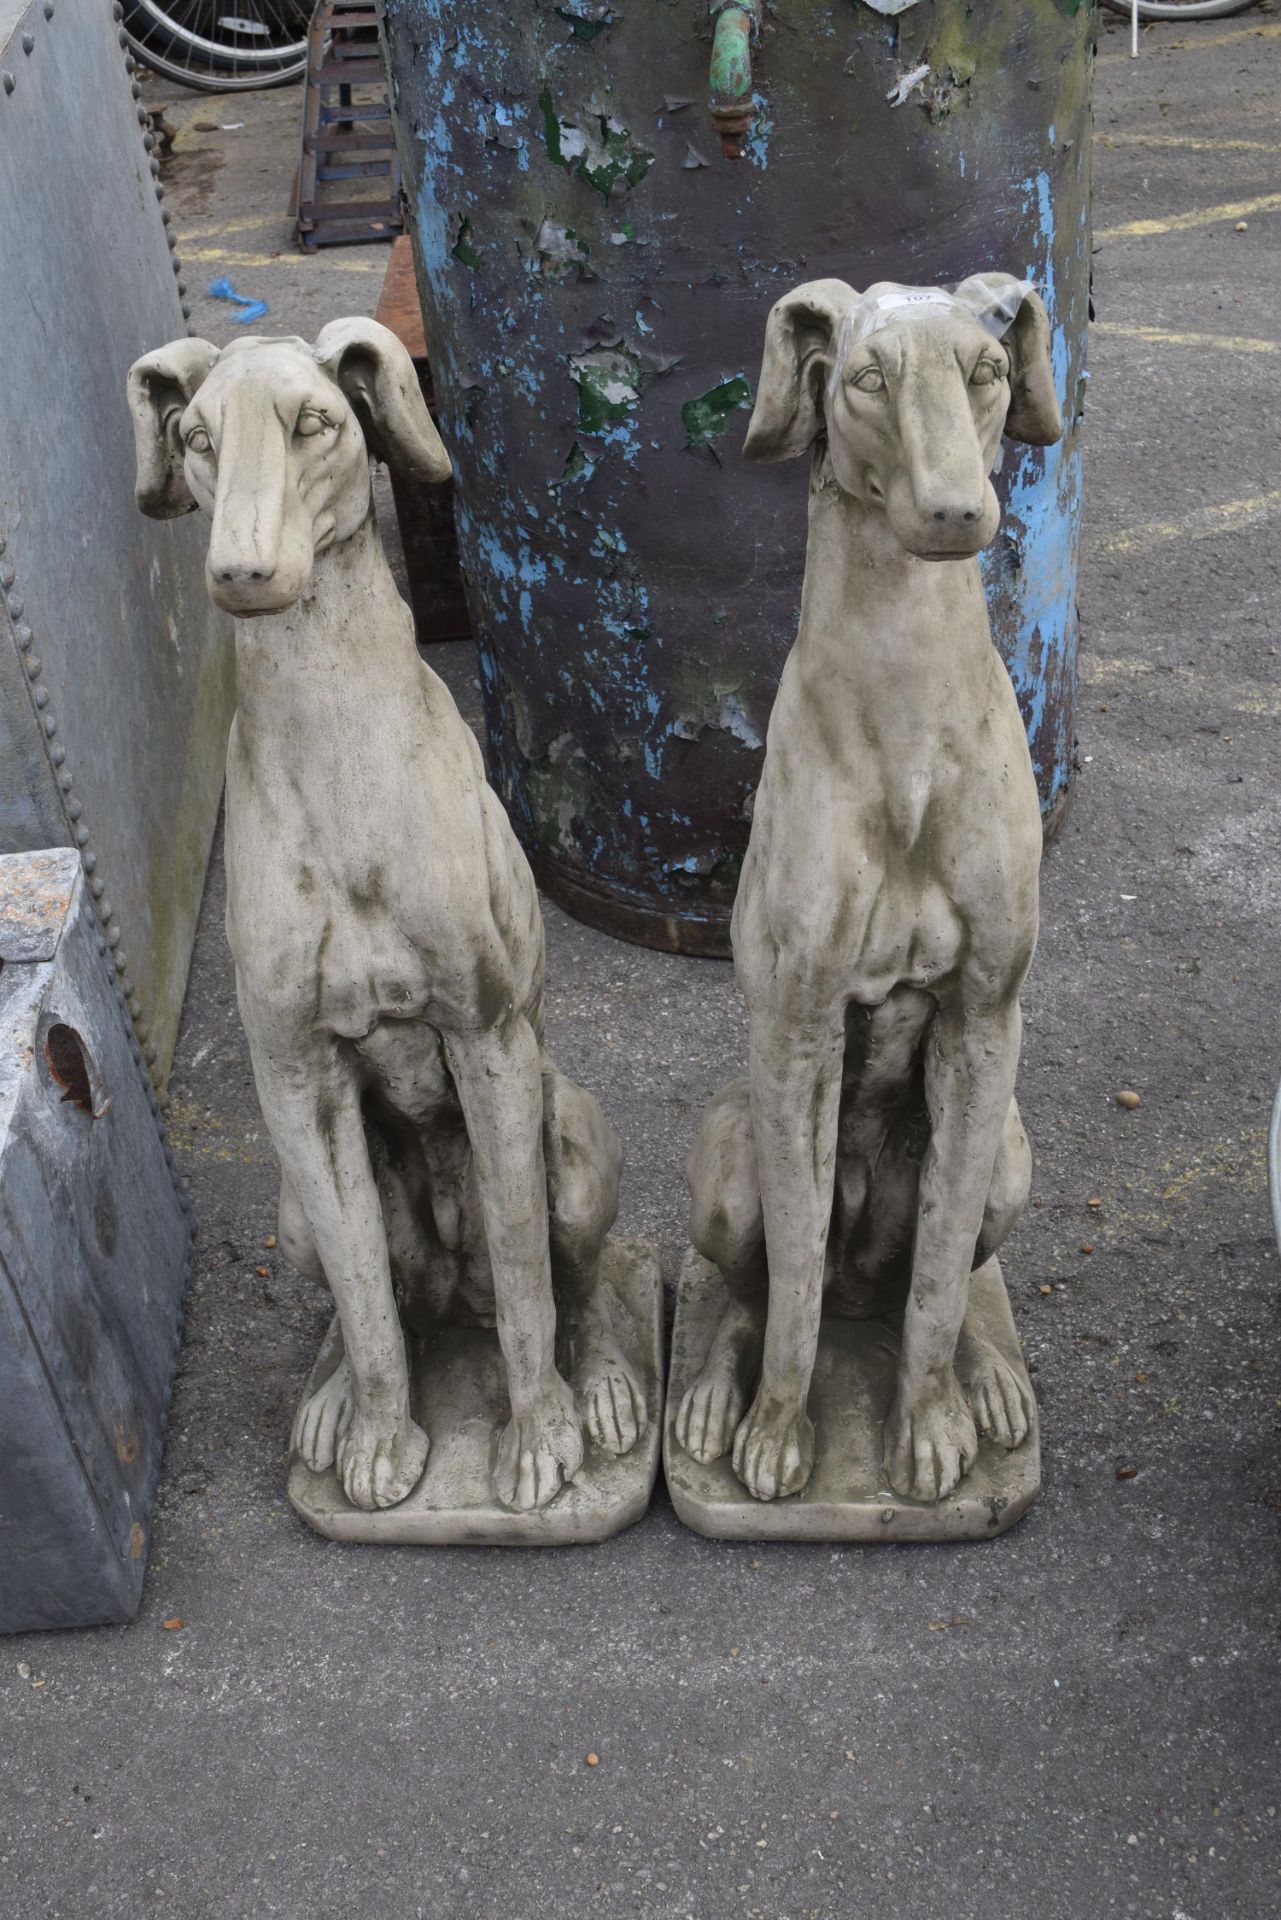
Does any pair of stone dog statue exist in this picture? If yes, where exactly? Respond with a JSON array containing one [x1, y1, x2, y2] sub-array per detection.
[[128, 268, 1060, 1546]]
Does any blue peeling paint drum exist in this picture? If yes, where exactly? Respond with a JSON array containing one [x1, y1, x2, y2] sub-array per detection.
[[384, 0, 1093, 954]]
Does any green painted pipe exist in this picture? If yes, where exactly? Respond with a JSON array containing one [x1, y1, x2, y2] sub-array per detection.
[[709, 1, 761, 158]]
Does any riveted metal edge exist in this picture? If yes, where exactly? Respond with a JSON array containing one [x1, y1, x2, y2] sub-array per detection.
[[1, 0, 58, 96], [0, 0, 198, 1229], [112, 2, 194, 323], [1, 569, 192, 1233]]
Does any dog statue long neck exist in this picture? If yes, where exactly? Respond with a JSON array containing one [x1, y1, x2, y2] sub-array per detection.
[[794, 452, 995, 702], [230, 505, 421, 767]]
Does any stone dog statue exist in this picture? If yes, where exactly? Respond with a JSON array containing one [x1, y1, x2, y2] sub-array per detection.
[[127, 324, 648, 1516], [674, 275, 1062, 1508]]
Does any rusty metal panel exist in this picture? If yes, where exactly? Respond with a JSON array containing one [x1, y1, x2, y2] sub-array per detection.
[[384, 0, 1092, 954], [0, 849, 193, 1633], [0, 0, 234, 1076]]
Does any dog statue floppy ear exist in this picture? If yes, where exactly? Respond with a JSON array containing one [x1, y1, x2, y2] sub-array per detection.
[[953, 273, 1063, 447], [127, 338, 221, 518], [743, 279, 861, 463], [313, 317, 453, 485]]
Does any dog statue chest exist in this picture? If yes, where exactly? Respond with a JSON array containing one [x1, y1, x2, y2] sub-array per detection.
[[315, 909, 519, 1040], [737, 754, 971, 1012], [227, 858, 521, 1043]]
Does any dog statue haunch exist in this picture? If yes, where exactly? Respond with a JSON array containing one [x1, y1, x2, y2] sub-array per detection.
[[669, 274, 1061, 1529], [128, 323, 655, 1531]]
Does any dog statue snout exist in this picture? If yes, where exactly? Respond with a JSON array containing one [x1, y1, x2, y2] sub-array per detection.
[[206, 482, 299, 615], [899, 473, 995, 557], [208, 499, 281, 594], [206, 530, 298, 616], [208, 555, 283, 615], [887, 437, 1000, 561]]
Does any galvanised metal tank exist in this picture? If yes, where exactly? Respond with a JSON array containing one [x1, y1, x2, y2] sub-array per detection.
[[1, 0, 233, 1070], [384, 0, 1092, 954]]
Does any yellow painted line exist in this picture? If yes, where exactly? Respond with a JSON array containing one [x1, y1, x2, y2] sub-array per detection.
[[1094, 489, 1281, 560], [1092, 321, 1279, 354], [1096, 132, 1281, 155], [1080, 653, 1281, 721], [1086, 1132, 1267, 1245], [1096, 190, 1281, 242], [1098, 20, 1281, 62], [179, 243, 384, 276], [164, 1100, 274, 1168], [166, 113, 208, 157]]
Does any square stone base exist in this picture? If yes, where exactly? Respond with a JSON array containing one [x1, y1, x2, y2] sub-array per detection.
[[288, 1237, 663, 1546], [664, 1250, 1039, 1543]]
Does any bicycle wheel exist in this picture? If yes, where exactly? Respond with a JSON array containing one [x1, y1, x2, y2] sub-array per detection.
[[123, 0, 311, 92], [1100, 1, 1260, 19]]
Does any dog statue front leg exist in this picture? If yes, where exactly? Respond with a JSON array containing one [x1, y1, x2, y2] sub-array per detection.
[[886, 998, 1023, 1503], [731, 1008, 845, 1501], [250, 1040, 429, 1511], [444, 1018, 583, 1512]]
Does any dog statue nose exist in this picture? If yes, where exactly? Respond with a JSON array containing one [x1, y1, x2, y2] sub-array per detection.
[[214, 561, 276, 585], [932, 505, 980, 526]]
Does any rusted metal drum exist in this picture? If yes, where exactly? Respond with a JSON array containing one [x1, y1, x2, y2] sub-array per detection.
[[384, 0, 1092, 954]]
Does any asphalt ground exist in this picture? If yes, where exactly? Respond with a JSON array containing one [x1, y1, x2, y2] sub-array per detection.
[[3, 11, 1281, 1918]]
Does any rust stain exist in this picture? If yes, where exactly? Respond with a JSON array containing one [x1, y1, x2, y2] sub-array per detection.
[[0, 849, 79, 963]]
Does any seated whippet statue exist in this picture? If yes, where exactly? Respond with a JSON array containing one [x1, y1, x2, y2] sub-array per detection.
[[127, 323, 659, 1541], [666, 274, 1061, 1539]]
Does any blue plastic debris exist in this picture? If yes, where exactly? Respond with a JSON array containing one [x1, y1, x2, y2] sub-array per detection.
[[207, 276, 269, 324]]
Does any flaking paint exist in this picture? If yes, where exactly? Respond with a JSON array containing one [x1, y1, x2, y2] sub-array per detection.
[[384, 0, 1092, 953]]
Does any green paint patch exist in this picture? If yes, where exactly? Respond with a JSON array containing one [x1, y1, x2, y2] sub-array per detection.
[[540, 88, 570, 167], [555, 3, 615, 41], [710, 5, 754, 101], [538, 88, 654, 199], [569, 345, 642, 432], [551, 441, 598, 493], [681, 375, 753, 448], [451, 216, 481, 270]]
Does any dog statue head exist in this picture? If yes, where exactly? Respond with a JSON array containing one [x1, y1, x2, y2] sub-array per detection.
[[744, 273, 1063, 561], [127, 321, 452, 616]]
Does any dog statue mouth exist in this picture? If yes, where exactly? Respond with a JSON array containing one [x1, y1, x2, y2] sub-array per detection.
[[213, 596, 297, 618], [898, 535, 989, 564], [209, 579, 307, 618]]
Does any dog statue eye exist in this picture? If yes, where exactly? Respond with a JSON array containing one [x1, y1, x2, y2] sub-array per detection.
[[970, 358, 1004, 388], [850, 365, 886, 395], [295, 410, 333, 439], [185, 426, 212, 455]]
